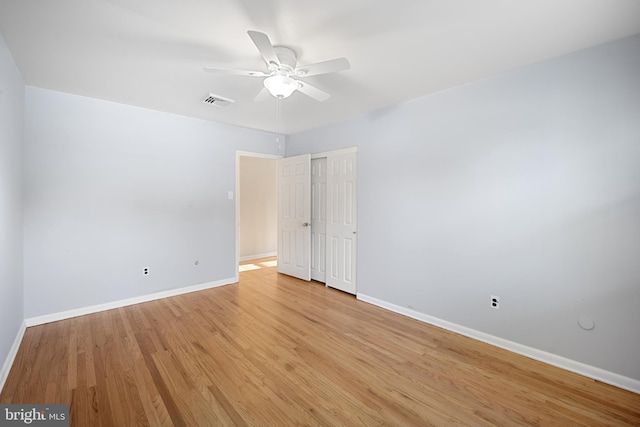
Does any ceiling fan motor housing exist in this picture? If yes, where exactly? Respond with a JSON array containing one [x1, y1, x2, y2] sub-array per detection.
[[273, 46, 297, 72]]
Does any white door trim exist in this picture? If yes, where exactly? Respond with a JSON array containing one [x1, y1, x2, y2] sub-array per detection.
[[311, 146, 358, 159]]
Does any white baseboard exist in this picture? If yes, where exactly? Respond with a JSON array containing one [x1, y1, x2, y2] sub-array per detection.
[[0, 320, 27, 393], [239, 252, 277, 262], [25, 277, 237, 327], [357, 293, 640, 395]]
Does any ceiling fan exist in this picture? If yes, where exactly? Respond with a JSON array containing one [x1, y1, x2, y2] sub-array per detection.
[[204, 30, 350, 102]]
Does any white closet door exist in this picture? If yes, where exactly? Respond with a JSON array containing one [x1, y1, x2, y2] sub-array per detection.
[[277, 154, 311, 280], [326, 152, 357, 294], [311, 158, 327, 282]]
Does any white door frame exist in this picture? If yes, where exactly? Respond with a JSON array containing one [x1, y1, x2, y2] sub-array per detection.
[[311, 146, 358, 160], [235, 150, 282, 281]]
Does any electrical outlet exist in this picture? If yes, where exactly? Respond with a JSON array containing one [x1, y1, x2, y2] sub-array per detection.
[[143, 267, 149, 276], [491, 295, 500, 309]]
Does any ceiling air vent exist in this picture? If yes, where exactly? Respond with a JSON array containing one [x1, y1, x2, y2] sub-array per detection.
[[202, 93, 235, 108]]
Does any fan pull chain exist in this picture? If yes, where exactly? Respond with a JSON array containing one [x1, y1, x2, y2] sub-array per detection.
[[276, 97, 282, 152]]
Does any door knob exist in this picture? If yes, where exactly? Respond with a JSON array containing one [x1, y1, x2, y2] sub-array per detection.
[[302, 222, 310, 227]]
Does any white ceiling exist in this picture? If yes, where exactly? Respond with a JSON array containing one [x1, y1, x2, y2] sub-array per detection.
[[1, 0, 640, 135]]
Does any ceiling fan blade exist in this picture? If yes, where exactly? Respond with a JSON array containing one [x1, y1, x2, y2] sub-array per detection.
[[247, 30, 280, 67], [295, 57, 350, 77], [203, 66, 268, 77], [254, 87, 272, 101], [296, 80, 330, 102]]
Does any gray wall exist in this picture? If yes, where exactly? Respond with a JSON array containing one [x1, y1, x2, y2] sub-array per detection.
[[0, 34, 24, 376], [287, 35, 640, 381], [23, 87, 280, 318]]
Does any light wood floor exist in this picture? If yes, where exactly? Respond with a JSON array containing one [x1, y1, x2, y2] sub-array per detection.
[[2, 257, 639, 426]]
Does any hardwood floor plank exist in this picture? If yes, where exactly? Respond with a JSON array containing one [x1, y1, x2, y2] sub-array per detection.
[[91, 336, 116, 426], [1, 257, 639, 426], [142, 351, 188, 427], [207, 382, 251, 427], [70, 386, 100, 427]]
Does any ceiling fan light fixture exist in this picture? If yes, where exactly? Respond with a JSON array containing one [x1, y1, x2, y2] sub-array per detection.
[[264, 74, 298, 99]]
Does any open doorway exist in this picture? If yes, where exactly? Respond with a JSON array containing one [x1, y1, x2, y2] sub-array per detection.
[[236, 152, 281, 270]]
